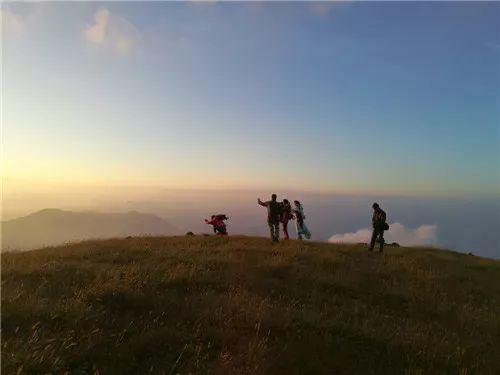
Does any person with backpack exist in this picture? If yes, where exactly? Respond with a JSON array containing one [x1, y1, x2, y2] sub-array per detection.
[[257, 194, 282, 242], [369, 202, 388, 253], [280, 199, 293, 240], [204, 214, 228, 236], [293, 200, 311, 240]]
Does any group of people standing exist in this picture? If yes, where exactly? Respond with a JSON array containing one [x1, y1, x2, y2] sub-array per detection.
[[257, 194, 311, 242], [204, 196, 388, 253]]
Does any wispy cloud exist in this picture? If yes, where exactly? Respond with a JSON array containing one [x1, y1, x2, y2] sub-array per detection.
[[328, 222, 438, 246], [84, 8, 140, 55], [309, 2, 335, 18], [1, 9, 24, 34], [486, 42, 500, 52], [310, 1, 351, 18], [1, 4, 49, 35]]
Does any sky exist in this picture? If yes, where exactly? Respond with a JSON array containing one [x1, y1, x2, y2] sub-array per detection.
[[2, 1, 500, 199]]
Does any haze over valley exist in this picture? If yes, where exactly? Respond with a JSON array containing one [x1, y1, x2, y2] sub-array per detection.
[[3, 186, 498, 258]]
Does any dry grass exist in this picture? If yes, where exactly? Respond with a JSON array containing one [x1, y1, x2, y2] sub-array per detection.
[[2, 236, 500, 374]]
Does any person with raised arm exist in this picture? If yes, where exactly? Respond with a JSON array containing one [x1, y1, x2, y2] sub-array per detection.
[[257, 194, 282, 242]]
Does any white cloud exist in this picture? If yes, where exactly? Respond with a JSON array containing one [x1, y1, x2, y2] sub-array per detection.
[[1, 9, 25, 34], [328, 222, 438, 246], [84, 8, 140, 55], [85, 8, 109, 44]]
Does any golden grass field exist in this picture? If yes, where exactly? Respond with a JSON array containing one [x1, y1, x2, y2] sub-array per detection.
[[2, 236, 499, 374]]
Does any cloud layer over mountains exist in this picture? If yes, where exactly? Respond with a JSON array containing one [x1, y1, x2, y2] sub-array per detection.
[[329, 222, 438, 246]]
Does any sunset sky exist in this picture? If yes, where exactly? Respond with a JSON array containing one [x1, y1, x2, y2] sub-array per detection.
[[2, 1, 499, 197]]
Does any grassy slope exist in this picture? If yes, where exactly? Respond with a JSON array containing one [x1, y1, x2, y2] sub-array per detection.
[[2, 236, 500, 374]]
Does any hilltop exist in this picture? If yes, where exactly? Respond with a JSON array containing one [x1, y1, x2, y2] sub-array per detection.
[[1, 209, 178, 251], [2, 236, 499, 374]]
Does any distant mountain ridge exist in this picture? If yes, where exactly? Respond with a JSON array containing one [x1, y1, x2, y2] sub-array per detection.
[[1, 209, 178, 251]]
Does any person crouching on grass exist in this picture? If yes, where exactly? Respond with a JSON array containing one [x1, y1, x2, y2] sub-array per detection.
[[205, 215, 228, 236]]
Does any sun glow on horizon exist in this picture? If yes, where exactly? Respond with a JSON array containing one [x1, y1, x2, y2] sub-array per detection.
[[2, 1, 499, 214]]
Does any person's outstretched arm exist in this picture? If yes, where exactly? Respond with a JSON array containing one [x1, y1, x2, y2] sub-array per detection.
[[257, 198, 268, 207]]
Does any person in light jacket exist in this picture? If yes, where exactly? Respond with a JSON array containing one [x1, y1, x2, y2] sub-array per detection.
[[293, 200, 311, 240]]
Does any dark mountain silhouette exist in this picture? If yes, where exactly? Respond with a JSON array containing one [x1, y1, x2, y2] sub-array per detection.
[[1, 209, 178, 251]]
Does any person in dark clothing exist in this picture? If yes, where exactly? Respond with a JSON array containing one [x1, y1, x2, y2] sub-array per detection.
[[369, 202, 387, 253], [258, 194, 282, 242], [280, 199, 293, 240]]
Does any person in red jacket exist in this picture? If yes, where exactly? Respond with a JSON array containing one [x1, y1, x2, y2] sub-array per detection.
[[204, 215, 228, 235], [280, 199, 293, 240]]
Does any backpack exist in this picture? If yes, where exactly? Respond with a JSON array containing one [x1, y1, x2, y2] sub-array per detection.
[[215, 214, 228, 221]]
